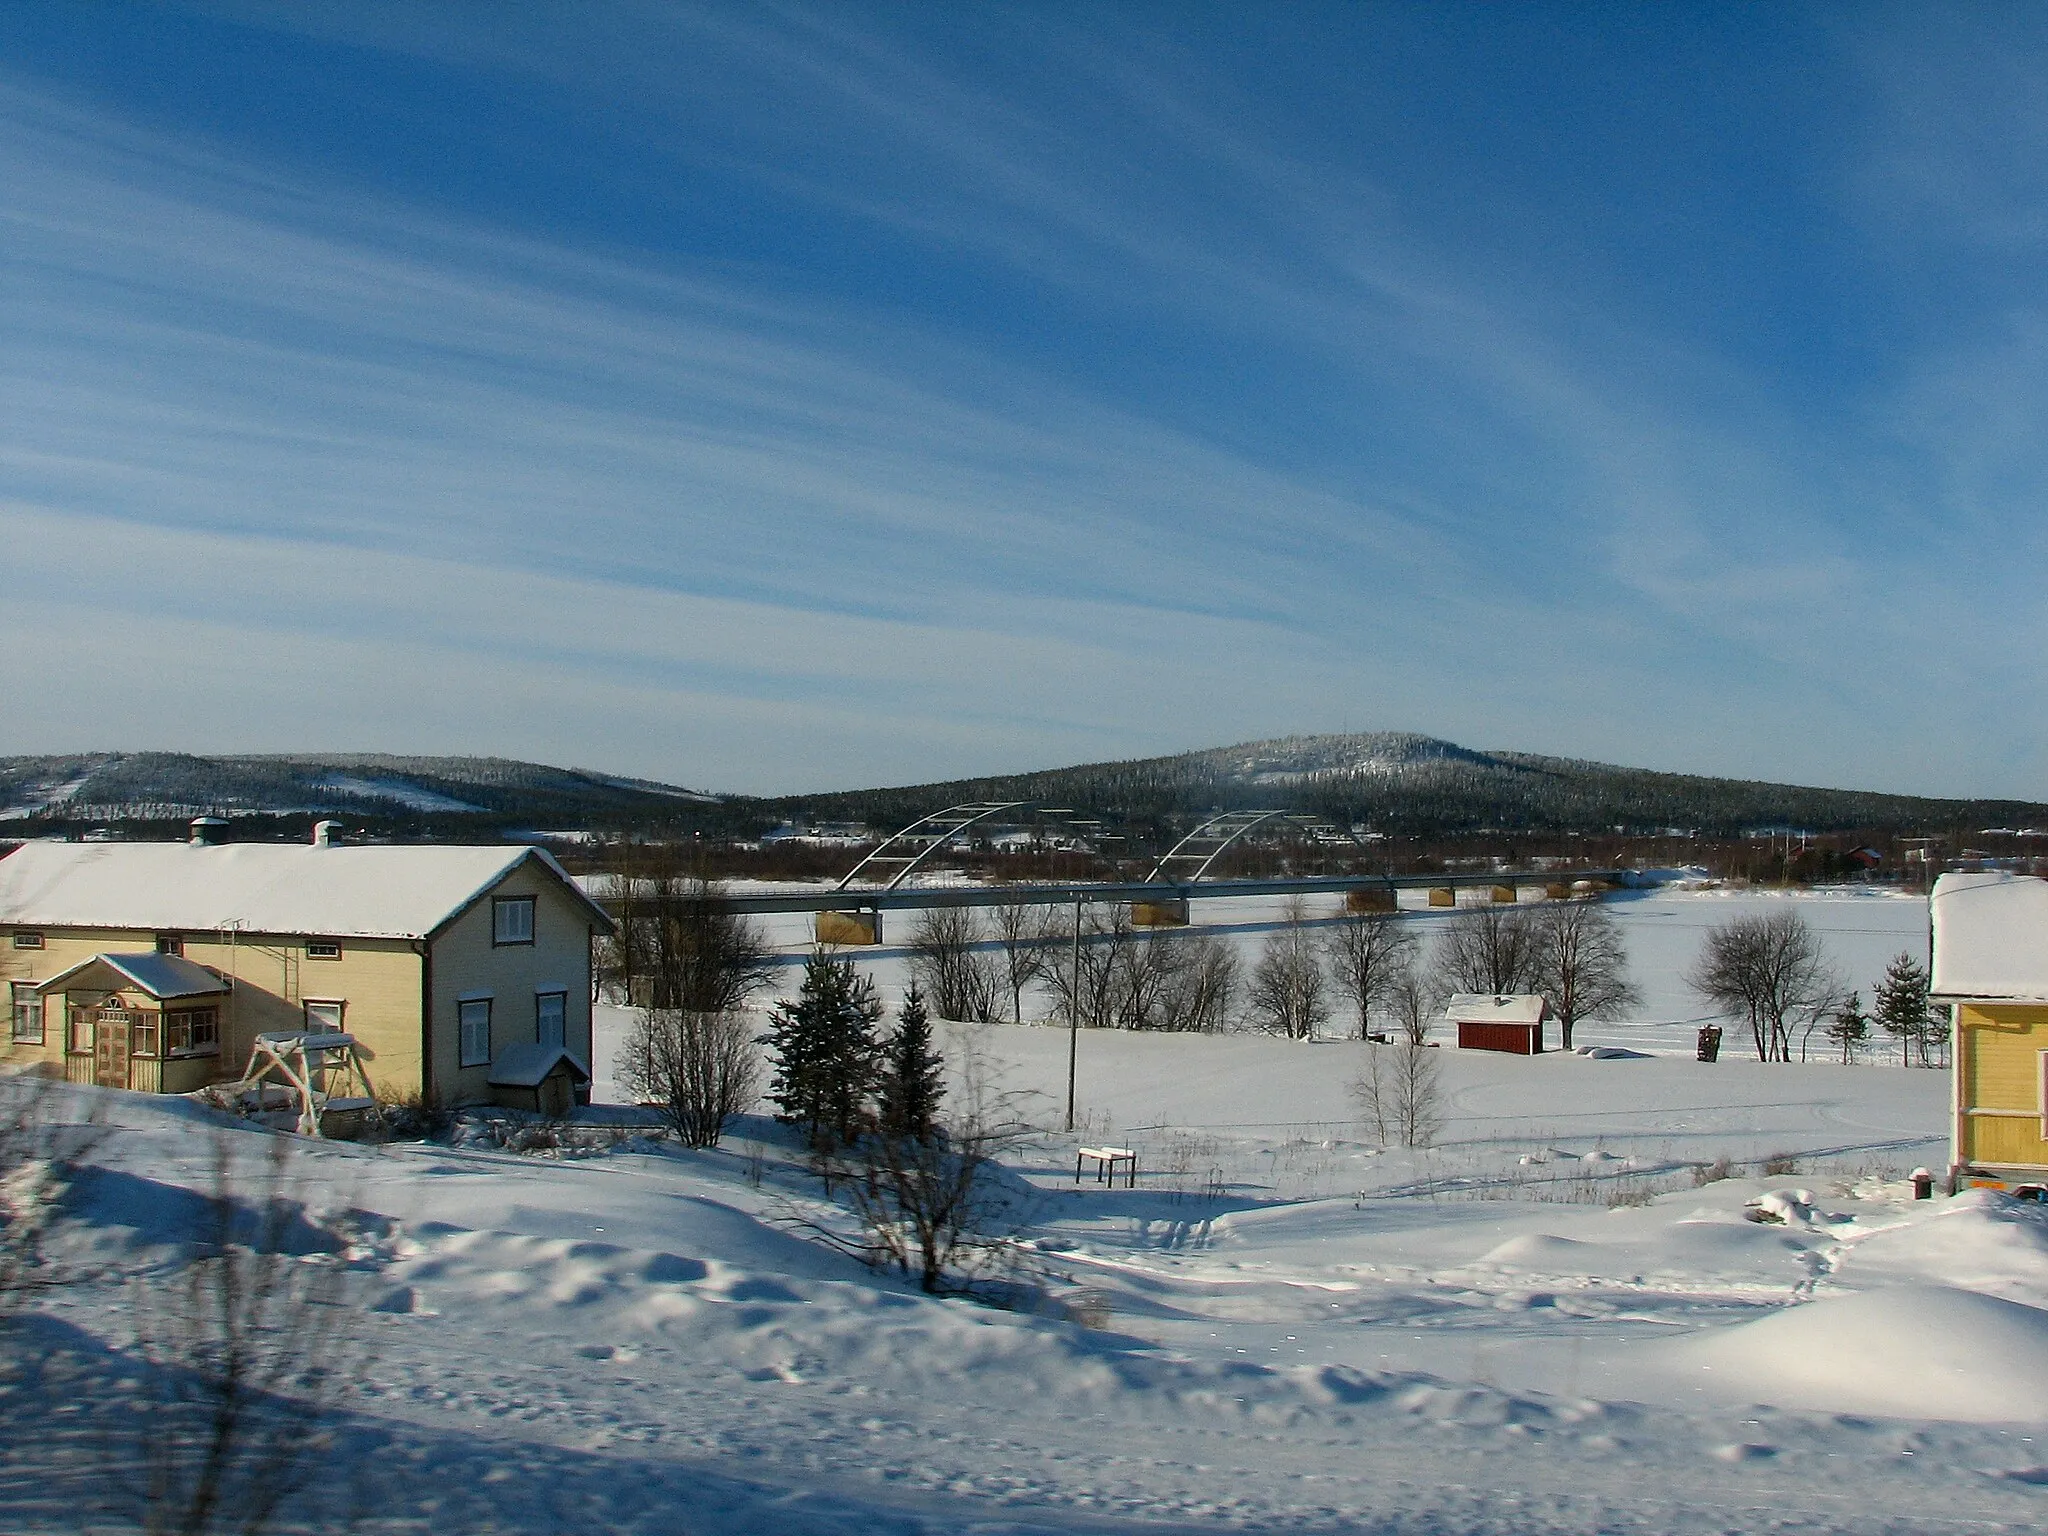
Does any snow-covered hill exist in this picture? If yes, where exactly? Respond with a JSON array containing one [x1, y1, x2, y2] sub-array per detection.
[[0, 751, 718, 828], [773, 730, 2048, 837]]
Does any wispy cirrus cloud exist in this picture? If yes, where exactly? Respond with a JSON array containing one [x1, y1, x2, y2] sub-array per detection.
[[1, 4, 2044, 795]]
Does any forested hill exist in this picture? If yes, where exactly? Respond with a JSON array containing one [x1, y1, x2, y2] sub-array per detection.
[[3, 735, 2040, 841], [761, 732, 2048, 838], [0, 752, 723, 834]]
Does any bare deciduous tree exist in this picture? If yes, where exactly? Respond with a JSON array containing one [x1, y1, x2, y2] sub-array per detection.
[[1247, 903, 1329, 1040], [1385, 959, 1446, 1047], [1430, 906, 1539, 998], [1351, 1043, 1392, 1144], [606, 866, 773, 1014], [1110, 926, 1182, 1030], [1351, 1029, 1443, 1147], [907, 907, 1000, 1023], [616, 1009, 761, 1148], [1110, 931, 1240, 1031], [1388, 1033, 1444, 1146], [1530, 901, 1640, 1050], [1155, 932, 1239, 1034], [989, 898, 1058, 1023], [1322, 912, 1417, 1039], [1686, 910, 1841, 1062], [1044, 905, 1134, 1033], [1038, 913, 1239, 1033]]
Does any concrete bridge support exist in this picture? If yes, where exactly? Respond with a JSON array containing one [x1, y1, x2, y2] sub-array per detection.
[[816, 909, 882, 946], [1130, 898, 1190, 928], [1346, 887, 1398, 914]]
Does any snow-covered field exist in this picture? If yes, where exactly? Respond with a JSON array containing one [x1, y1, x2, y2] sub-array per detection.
[[15, 888, 2048, 1535]]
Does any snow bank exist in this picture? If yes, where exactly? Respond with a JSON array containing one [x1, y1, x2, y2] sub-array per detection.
[[1650, 1285, 2048, 1420], [1835, 1189, 2048, 1307]]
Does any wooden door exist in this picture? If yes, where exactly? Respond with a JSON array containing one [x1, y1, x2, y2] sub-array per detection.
[[93, 1009, 131, 1088]]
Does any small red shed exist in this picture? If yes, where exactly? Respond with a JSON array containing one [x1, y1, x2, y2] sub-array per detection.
[[1446, 993, 1550, 1055]]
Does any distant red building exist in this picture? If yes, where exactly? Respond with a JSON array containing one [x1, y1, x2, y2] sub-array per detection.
[[1446, 993, 1550, 1055]]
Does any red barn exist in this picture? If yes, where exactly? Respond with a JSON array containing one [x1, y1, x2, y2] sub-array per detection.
[[1446, 993, 1550, 1055]]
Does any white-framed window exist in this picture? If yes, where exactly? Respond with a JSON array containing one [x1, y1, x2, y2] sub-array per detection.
[[156, 934, 184, 957], [9, 985, 43, 1045], [306, 939, 342, 961], [10, 932, 43, 950], [536, 991, 566, 1048], [492, 896, 535, 947], [67, 1007, 94, 1054], [459, 997, 492, 1067], [304, 1000, 345, 1034]]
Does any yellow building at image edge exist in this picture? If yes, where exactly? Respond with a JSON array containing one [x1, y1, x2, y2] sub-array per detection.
[[0, 822, 616, 1111], [1932, 871, 2048, 1192]]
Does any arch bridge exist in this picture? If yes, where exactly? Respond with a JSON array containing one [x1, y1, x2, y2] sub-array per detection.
[[802, 801, 1602, 944]]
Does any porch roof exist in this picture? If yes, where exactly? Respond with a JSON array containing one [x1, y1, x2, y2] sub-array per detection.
[[486, 1042, 591, 1088], [34, 952, 231, 1001]]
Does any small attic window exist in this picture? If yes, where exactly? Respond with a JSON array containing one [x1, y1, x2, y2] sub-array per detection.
[[492, 896, 535, 947], [306, 940, 342, 960], [11, 932, 43, 950]]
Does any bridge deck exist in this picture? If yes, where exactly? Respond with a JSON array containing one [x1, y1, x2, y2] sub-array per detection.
[[631, 869, 1628, 916]]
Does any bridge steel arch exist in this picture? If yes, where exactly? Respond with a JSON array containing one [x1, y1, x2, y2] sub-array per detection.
[[1144, 808, 1367, 885], [834, 801, 1037, 892]]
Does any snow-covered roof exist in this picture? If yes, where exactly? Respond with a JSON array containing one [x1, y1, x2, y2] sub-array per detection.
[[1931, 871, 2048, 1002], [34, 952, 230, 1000], [1444, 993, 1550, 1025], [487, 1042, 591, 1088], [0, 841, 611, 941]]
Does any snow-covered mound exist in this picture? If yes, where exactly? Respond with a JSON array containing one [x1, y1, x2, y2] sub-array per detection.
[[1834, 1189, 2048, 1307], [1649, 1284, 2048, 1420]]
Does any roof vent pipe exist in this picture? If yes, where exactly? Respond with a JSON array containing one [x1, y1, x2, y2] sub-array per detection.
[[188, 816, 229, 846], [311, 820, 342, 848]]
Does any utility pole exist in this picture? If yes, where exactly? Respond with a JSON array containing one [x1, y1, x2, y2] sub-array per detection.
[[1065, 892, 1084, 1133]]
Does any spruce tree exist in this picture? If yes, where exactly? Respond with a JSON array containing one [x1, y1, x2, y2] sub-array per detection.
[[767, 951, 883, 1146], [1873, 952, 1931, 1068], [879, 986, 946, 1143], [1824, 990, 1869, 1064]]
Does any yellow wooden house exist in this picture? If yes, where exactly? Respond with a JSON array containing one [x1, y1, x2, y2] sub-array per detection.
[[1931, 871, 2048, 1191], [0, 821, 615, 1109]]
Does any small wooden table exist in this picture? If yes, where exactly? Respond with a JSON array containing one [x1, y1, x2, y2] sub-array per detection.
[[1076, 1145, 1137, 1188]]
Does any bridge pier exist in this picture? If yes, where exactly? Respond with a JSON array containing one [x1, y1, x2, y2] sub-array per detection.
[[1345, 887, 1397, 914], [816, 909, 882, 946], [1130, 898, 1190, 928]]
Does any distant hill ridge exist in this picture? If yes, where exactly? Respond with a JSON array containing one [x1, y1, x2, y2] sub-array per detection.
[[764, 731, 2048, 837], [1, 735, 2041, 838], [0, 751, 719, 829]]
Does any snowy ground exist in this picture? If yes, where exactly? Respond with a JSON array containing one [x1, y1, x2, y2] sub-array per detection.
[[13, 889, 2048, 1535], [710, 881, 1933, 1053]]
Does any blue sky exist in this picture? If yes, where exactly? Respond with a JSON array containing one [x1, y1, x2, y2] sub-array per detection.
[[2, 2, 2044, 797]]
